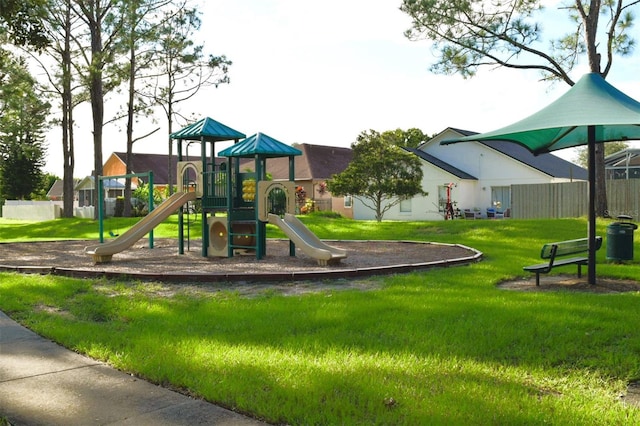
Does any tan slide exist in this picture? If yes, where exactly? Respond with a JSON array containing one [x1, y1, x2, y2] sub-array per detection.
[[268, 213, 347, 266], [85, 192, 197, 263]]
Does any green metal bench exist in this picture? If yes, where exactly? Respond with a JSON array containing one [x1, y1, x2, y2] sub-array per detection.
[[523, 236, 603, 286]]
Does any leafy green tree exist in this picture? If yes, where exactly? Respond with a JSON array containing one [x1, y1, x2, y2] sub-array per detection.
[[32, 172, 60, 200], [0, 0, 49, 48], [328, 130, 426, 222], [401, 0, 636, 83], [575, 141, 628, 168], [0, 52, 50, 199], [382, 128, 430, 149], [132, 181, 163, 214], [400, 0, 639, 217]]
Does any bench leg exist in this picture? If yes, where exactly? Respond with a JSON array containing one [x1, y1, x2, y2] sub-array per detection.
[[535, 273, 540, 286], [577, 264, 582, 278]]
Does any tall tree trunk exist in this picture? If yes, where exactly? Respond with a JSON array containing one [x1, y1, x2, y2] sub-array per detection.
[[124, 19, 135, 217], [167, 72, 174, 195], [61, 1, 75, 218], [62, 74, 75, 218], [584, 0, 608, 217], [88, 8, 104, 219]]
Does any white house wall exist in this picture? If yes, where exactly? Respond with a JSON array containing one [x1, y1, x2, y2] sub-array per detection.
[[352, 163, 478, 221], [424, 130, 565, 212]]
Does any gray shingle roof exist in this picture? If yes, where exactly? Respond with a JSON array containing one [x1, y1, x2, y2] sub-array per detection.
[[239, 143, 352, 180], [404, 148, 477, 180], [112, 152, 201, 185], [300, 144, 353, 179], [447, 128, 588, 180], [480, 140, 587, 180]]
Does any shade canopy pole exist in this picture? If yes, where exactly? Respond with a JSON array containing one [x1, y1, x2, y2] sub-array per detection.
[[587, 125, 596, 285]]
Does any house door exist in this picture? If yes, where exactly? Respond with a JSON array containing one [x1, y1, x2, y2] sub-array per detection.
[[491, 186, 510, 211]]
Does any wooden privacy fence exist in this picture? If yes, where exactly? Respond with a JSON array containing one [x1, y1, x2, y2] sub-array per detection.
[[605, 179, 640, 219], [511, 180, 640, 219]]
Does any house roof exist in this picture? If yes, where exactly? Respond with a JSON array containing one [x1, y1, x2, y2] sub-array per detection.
[[605, 148, 640, 167], [47, 179, 80, 198], [438, 128, 588, 180], [239, 143, 353, 180], [111, 152, 201, 185], [479, 139, 588, 180], [404, 147, 477, 180], [299, 144, 353, 179], [75, 176, 126, 190]]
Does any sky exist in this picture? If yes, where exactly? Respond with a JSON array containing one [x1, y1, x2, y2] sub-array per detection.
[[43, 0, 640, 178]]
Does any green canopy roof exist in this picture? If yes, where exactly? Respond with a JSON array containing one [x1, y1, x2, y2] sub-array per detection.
[[218, 132, 302, 158], [170, 117, 245, 141], [441, 73, 640, 154]]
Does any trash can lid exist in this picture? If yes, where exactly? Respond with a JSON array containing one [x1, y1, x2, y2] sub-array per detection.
[[608, 222, 638, 230], [617, 214, 633, 221], [617, 222, 638, 230]]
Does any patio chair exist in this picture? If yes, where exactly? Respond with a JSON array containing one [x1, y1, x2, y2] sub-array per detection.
[[495, 208, 511, 219], [486, 208, 496, 219]]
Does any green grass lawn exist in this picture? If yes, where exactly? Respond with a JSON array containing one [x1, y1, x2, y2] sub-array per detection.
[[1, 214, 639, 424]]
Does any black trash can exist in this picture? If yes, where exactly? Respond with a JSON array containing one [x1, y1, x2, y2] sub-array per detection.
[[606, 215, 637, 262]]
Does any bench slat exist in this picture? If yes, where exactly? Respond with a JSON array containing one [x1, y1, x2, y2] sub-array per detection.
[[523, 262, 553, 273], [523, 257, 587, 270], [540, 236, 602, 258]]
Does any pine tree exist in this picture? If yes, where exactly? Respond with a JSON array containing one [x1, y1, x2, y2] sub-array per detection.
[[0, 52, 50, 199]]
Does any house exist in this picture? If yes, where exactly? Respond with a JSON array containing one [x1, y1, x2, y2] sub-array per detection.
[[103, 152, 202, 193], [240, 143, 353, 217], [75, 176, 126, 207], [605, 148, 640, 180], [46, 179, 80, 201], [352, 127, 588, 221]]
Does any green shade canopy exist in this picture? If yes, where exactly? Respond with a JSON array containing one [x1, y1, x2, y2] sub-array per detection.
[[441, 73, 640, 285], [218, 132, 302, 158], [170, 117, 246, 141], [441, 73, 640, 153]]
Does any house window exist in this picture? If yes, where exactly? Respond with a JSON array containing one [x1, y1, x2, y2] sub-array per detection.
[[437, 185, 448, 213], [344, 195, 352, 208], [491, 186, 511, 210], [400, 197, 412, 213]]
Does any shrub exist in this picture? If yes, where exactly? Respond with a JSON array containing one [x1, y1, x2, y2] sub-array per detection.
[[308, 210, 343, 219]]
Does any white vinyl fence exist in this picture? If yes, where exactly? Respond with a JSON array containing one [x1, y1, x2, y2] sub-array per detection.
[[1, 200, 62, 220]]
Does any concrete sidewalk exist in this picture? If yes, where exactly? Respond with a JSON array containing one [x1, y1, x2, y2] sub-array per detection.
[[0, 311, 264, 425]]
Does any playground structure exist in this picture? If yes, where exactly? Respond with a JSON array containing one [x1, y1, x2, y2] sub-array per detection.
[[87, 117, 347, 265]]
